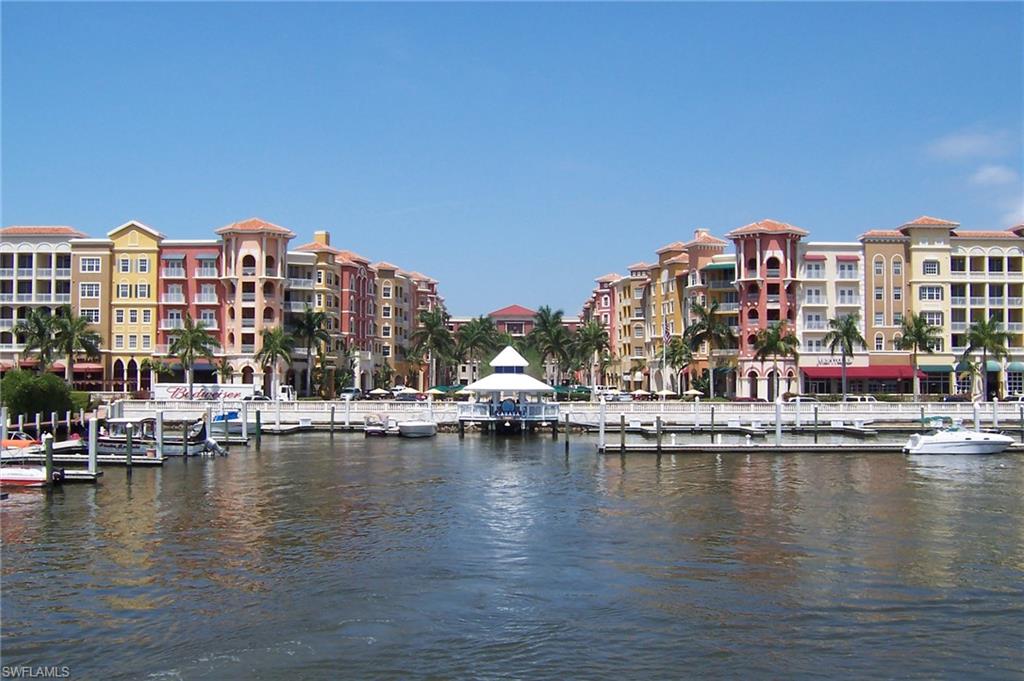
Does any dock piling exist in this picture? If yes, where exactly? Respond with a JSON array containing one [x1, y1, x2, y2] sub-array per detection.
[[459, 419, 465, 438], [330, 406, 335, 436], [35, 413, 41, 439], [79, 408, 84, 426], [564, 414, 570, 453], [345, 398, 351, 428], [1, 407, 7, 446], [992, 398, 999, 430], [619, 414, 626, 451], [156, 411, 164, 457], [655, 416, 662, 452], [88, 418, 98, 474], [50, 412, 57, 439], [205, 406, 213, 443], [275, 399, 281, 431], [1020, 406, 1023, 442], [18, 414, 24, 434], [43, 433, 54, 487], [598, 398, 606, 450], [65, 410, 71, 436], [774, 400, 782, 447], [125, 424, 133, 477], [182, 421, 189, 458], [255, 410, 262, 450], [710, 406, 715, 444], [241, 403, 249, 442], [813, 407, 819, 444], [972, 402, 981, 431]]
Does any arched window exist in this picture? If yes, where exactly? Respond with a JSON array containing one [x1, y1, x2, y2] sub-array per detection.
[[265, 255, 275, 274], [747, 308, 759, 321], [873, 254, 885, 277], [875, 333, 884, 351], [242, 254, 256, 268]]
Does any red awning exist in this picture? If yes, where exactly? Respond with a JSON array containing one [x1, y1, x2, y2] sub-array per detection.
[[73, 363, 104, 372], [803, 253, 827, 261], [836, 255, 860, 262], [802, 366, 924, 379]]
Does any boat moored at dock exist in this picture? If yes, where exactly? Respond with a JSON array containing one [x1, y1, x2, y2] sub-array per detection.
[[397, 420, 438, 438], [904, 420, 1015, 455]]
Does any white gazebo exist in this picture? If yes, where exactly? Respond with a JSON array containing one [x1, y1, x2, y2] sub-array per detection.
[[457, 346, 559, 431]]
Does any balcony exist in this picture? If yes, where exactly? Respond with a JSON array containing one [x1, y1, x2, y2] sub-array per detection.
[[241, 267, 258, 277], [35, 268, 53, 278], [836, 298, 861, 307], [0, 294, 12, 302], [716, 302, 739, 312], [16, 294, 34, 302], [241, 319, 256, 328], [0, 343, 24, 351], [287, 301, 309, 312], [990, 297, 1005, 306], [288, 278, 313, 289], [197, 320, 218, 330], [0, 320, 13, 329], [241, 344, 255, 353], [16, 268, 33, 277], [837, 272, 860, 280], [766, 294, 780, 305], [161, 293, 186, 304], [709, 281, 735, 290], [35, 293, 53, 303], [765, 269, 781, 278], [0, 269, 11, 277], [196, 294, 218, 304], [55, 268, 71, 278], [160, 319, 184, 330], [951, 269, 967, 277], [803, 297, 827, 306], [195, 267, 219, 278], [241, 292, 256, 302], [1007, 323, 1024, 332], [951, 296, 966, 306], [161, 268, 186, 278], [951, 322, 967, 332], [969, 297, 986, 305], [804, 320, 826, 330], [1009, 297, 1023, 306]]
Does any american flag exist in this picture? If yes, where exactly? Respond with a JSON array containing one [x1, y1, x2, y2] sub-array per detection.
[[662, 319, 670, 345]]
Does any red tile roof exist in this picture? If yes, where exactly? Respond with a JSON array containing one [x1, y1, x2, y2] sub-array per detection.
[[626, 261, 651, 270], [901, 215, 959, 227], [371, 261, 400, 271], [685, 230, 727, 247], [296, 241, 343, 255], [859, 229, 906, 240], [655, 241, 686, 254], [0, 225, 86, 237], [726, 219, 809, 237], [951, 229, 1021, 239], [335, 249, 370, 264], [594, 273, 621, 283], [214, 217, 295, 237], [665, 254, 689, 265], [489, 304, 536, 318]]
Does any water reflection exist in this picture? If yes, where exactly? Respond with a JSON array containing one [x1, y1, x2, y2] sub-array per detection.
[[2, 435, 1022, 679]]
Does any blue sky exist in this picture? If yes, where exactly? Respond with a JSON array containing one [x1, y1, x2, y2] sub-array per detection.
[[3, 2, 1021, 315]]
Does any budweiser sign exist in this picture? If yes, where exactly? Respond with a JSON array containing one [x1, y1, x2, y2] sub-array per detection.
[[153, 383, 256, 401]]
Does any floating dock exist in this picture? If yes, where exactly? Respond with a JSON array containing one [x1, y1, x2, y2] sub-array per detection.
[[597, 441, 1024, 454]]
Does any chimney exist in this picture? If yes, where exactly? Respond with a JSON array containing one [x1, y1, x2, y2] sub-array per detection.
[[694, 228, 708, 240], [314, 230, 330, 246]]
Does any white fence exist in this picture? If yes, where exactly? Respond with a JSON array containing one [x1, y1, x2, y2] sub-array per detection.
[[114, 399, 1024, 428]]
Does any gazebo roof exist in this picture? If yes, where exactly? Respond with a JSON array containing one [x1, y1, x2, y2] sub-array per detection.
[[489, 345, 530, 367]]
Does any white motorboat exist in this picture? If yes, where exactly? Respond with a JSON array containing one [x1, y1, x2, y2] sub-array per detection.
[[397, 420, 437, 438], [1, 466, 64, 488], [904, 421, 1014, 455], [364, 415, 400, 437], [98, 417, 211, 456]]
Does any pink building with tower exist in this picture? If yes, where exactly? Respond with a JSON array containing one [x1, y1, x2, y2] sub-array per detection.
[[727, 219, 808, 400]]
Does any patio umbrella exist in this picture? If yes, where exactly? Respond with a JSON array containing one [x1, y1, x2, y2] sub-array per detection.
[[398, 386, 420, 394], [683, 389, 703, 396], [426, 388, 446, 396], [455, 387, 475, 395], [631, 389, 651, 396], [368, 388, 389, 396]]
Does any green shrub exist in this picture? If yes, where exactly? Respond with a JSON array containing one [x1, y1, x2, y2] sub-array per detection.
[[0, 370, 74, 418], [70, 391, 92, 413]]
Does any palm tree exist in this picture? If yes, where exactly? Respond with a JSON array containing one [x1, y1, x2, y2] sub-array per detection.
[[293, 306, 331, 396], [409, 308, 455, 388], [664, 336, 693, 394], [528, 306, 572, 384], [962, 319, 1010, 400], [168, 313, 220, 400], [897, 313, 942, 401], [52, 305, 101, 385], [823, 313, 866, 401], [13, 308, 57, 373], [753, 322, 800, 400], [141, 358, 175, 384], [574, 320, 610, 396], [457, 316, 499, 382], [373, 362, 395, 389], [255, 327, 295, 398], [686, 300, 736, 399], [215, 358, 234, 383], [956, 357, 982, 397]]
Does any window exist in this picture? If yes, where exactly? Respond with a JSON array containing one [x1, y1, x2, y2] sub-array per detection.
[[893, 288, 902, 301], [894, 312, 903, 325], [601, 295, 609, 307], [200, 311, 216, 325], [874, 313, 884, 326], [316, 270, 323, 285], [634, 287, 643, 299], [873, 259, 883, 276], [114, 335, 124, 349], [838, 262, 858, 279], [135, 284, 149, 298], [142, 310, 151, 324], [382, 325, 391, 338], [874, 287, 884, 301], [806, 263, 824, 279], [928, 337, 944, 352], [805, 287, 823, 303], [142, 335, 151, 350], [119, 258, 131, 273], [129, 309, 138, 324], [382, 345, 391, 358], [923, 260, 940, 276], [80, 257, 101, 273], [634, 325, 643, 338], [115, 309, 125, 324], [128, 335, 138, 349], [382, 284, 392, 299], [118, 283, 130, 298], [137, 257, 149, 273], [922, 311, 944, 326], [919, 286, 944, 301], [875, 334, 884, 351], [382, 305, 391, 319], [79, 283, 100, 299], [1008, 371, 1023, 396], [316, 293, 323, 307], [892, 259, 902, 276], [80, 308, 100, 323]]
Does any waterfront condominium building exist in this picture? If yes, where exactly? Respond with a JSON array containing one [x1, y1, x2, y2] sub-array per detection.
[[0, 225, 87, 378], [679, 229, 734, 396], [644, 242, 688, 391], [107, 221, 163, 391], [611, 267, 649, 391], [727, 219, 806, 400]]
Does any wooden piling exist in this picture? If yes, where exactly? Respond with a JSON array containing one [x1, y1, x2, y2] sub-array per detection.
[[564, 413, 570, 454], [813, 407, 819, 444], [255, 409, 262, 450], [182, 421, 189, 458], [920, 407, 926, 429], [125, 425, 134, 477], [330, 406, 335, 435], [88, 418, 98, 474], [17, 413, 24, 434], [619, 414, 626, 451], [43, 433, 54, 487], [459, 419, 465, 438], [655, 416, 663, 452], [50, 412, 58, 440], [710, 406, 715, 443], [241, 402, 249, 442], [156, 411, 164, 457]]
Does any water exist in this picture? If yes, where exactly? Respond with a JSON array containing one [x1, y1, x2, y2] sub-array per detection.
[[2, 434, 1022, 680]]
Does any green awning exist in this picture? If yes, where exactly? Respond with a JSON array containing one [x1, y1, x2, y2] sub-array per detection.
[[955, 361, 972, 372], [1006, 362, 1024, 372], [702, 263, 736, 271], [920, 365, 953, 373], [986, 360, 1002, 371]]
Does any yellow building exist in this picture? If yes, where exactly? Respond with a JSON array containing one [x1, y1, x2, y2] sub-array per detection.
[[107, 221, 163, 391], [646, 241, 688, 391]]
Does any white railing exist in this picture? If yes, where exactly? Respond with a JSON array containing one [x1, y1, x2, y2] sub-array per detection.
[[16, 294, 33, 302], [35, 268, 53, 277], [195, 267, 219, 278], [16, 268, 33, 277], [1009, 297, 1023, 306], [198, 320, 218, 330], [0, 320, 13, 329], [241, 344, 255, 353], [766, 269, 781, 278], [0, 294, 13, 302], [35, 293, 53, 302], [161, 294, 186, 304], [0, 269, 12, 277], [838, 272, 860, 280], [804, 297, 826, 305], [836, 297, 861, 306], [54, 294, 71, 303], [990, 297, 1005, 306], [55, 268, 71, 278], [288, 278, 313, 289], [1007, 322, 1024, 332], [951, 322, 967, 331], [196, 294, 218, 303], [970, 297, 986, 305], [717, 302, 739, 312], [241, 292, 256, 302], [162, 268, 186, 278], [766, 294, 780, 304], [951, 296, 966, 305], [241, 267, 257, 276], [241, 319, 256, 328], [804, 321, 826, 330], [160, 319, 184, 330]]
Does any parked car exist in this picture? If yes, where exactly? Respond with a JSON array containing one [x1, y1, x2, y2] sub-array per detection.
[[842, 395, 877, 403], [733, 397, 767, 403], [1004, 394, 1024, 403], [338, 388, 363, 401], [395, 393, 425, 402], [606, 393, 633, 402], [242, 393, 272, 402], [942, 393, 972, 403], [785, 395, 819, 403]]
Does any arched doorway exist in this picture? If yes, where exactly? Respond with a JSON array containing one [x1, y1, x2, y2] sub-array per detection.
[[767, 370, 778, 402], [126, 359, 139, 393], [112, 359, 125, 392], [242, 366, 254, 384], [747, 370, 758, 399]]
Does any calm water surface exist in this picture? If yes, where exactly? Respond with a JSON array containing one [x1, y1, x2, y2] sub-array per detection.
[[2, 434, 1022, 679]]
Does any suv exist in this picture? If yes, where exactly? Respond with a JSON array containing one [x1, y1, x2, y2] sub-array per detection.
[[785, 395, 819, 403], [242, 393, 272, 402], [338, 388, 363, 401], [842, 395, 877, 403]]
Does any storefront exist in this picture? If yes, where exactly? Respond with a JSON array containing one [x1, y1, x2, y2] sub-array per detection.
[[801, 364, 921, 395], [919, 365, 953, 395]]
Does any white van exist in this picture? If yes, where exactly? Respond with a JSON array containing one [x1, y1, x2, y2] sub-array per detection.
[[842, 395, 877, 403]]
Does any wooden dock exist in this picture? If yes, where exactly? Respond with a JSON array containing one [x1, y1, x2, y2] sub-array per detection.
[[597, 442, 1024, 454]]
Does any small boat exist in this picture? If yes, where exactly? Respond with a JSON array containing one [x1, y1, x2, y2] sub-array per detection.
[[2, 431, 40, 449], [98, 418, 211, 456], [364, 415, 399, 437], [397, 420, 437, 438], [1, 465, 64, 488], [210, 411, 254, 436], [904, 420, 1014, 455]]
